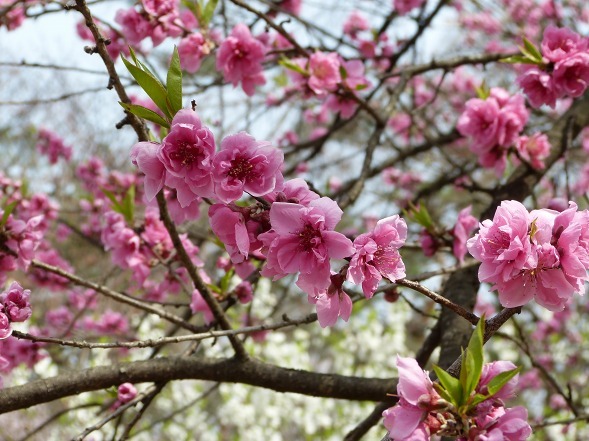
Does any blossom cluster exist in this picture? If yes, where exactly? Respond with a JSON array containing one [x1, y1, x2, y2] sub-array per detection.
[[383, 356, 531, 441], [0, 282, 32, 339], [517, 26, 589, 108], [457, 87, 529, 175], [36, 128, 73, 164], [131, 109, 410, 326], [467, 200, 589, 311]]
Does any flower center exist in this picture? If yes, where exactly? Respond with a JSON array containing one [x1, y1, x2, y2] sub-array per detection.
[[169, 141, 202, 166], [298, 223, 322, 252], [228, 156, 254, 181]]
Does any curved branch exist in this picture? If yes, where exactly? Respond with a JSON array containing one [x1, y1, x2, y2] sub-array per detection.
[[0, 357, 397, 414]]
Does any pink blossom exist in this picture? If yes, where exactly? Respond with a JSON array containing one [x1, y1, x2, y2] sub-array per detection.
[[324, 59, 370, 118], [552, 52, 589, 98], [382, 356, 441, 440], [190, 289, 214, 324], [165, 190, 200, 224], [117, 383, 137, 403], [212, 132, 283, 203], [36, 128, 73, 164], [458, 89, 528, 173], [115, 8, 152, 45], [0, 312, 11, 339], [347, 215, 407, 298], [541, 26, 587, 63], [2, 214, 44, 270], [475, 406, 532, 441], [515, 133, 551, 170], [178, 32, 210, 73], [264, 178, 320, 206], [158, 109, 216, 206], [457, 96, 502, 151], [393, 0, 425, 15], [259, 198, 354, 295], [95, 310, 129, 335], [469, 201, 589, 311], [307, 52, 341, 96], [276, 0, 301, 15], [343, 11, 370, 39], [209, 204, 263, 264], [467, 200, 532, 287], [130, 142, 166, 201], [1, 282, 32, 323], [216, 24, 266, 96], [452, 206, 478, 263], [311, 274, 353, 327], [234, 281, 253, 304]]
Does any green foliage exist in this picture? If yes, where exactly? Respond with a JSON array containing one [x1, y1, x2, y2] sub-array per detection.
[[102, 185, 135, 225], [279, 57, 307, 75], [433, 365, 464, 406], [183, 0, 218, 28], [403, 201, 435, 231], [501, 37, 544, 66], [0, 200, 17, 228], [461, 316, 485, 400], [121, 46, 184, 126], [475, 80, 490, 100], [166, 46, 183, 115], [119, 102, 170, 129]]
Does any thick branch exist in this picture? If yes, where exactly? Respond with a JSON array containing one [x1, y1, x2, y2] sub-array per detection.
[[0, 357, 397, 414]]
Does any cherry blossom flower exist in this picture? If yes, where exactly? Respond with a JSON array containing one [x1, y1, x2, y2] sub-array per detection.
[[310, 273, 353, 328], [158, 109, 216, 206], [178, 32, 210, 73], [467, 200, 532, 288], [130, 141, 166, 201], [117, 383, 137, 403], [382, 356, 442, 440], [259, 197, 354, 295], [541, 25, 587, 62], [36, 128, 73, 164], [307, 51, 341, 96], [347, 215, 407, 298], [212, 132, 284, 203], [216, 24, 266, 96], [515, 133, 551, 170], [1, 282, 32, 323], [452, 206, 478, 263], [394, 0, 425, 15]]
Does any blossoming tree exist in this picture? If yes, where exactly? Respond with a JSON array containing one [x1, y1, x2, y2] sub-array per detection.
[[1, 0, 589, 439]]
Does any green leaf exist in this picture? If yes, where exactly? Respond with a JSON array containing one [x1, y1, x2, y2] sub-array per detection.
[[521, 37, 543, 62], [0, 200, 18, 228], [102, 188, 123, 214], [122, 55, 172, 119], [119, 102, 170, 129], [462, 316, 485, 398], [279, 57, 307, 75], [182, 0, 200, 21], [433, 365, 464, 407], [219, 268, 234, 294], [499, 55, 537, 65], [166, 46, 183, 115], [202, 0, 219, 26], [475, 80, 490, 100], [355, 83, 368, 91], [469, 392, 490, 408], [120, 185, 135, 225], [339, 65, 348, 80], [487, 367, 521, 397], [433, 383, 454, 404], [403, 201, 434, 230]]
